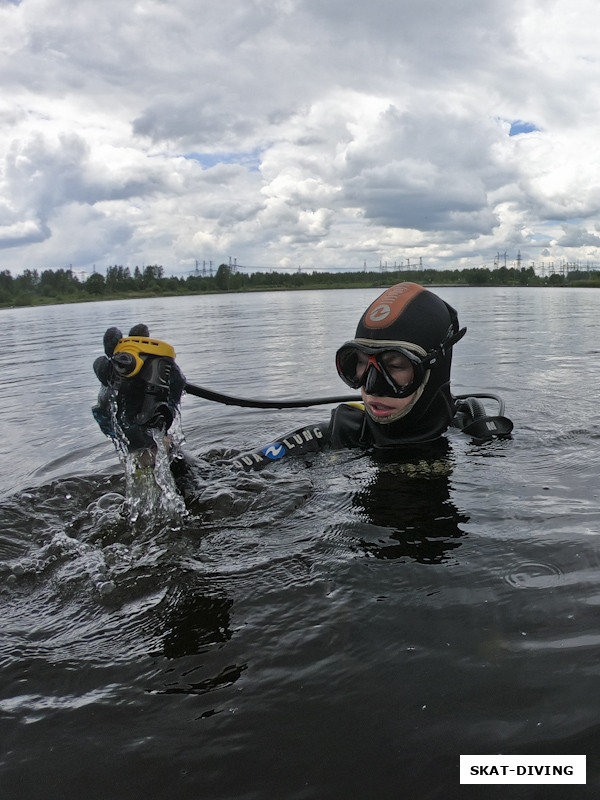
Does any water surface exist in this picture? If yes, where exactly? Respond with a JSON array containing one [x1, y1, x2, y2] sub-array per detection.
[[1, 287, 598, 799]]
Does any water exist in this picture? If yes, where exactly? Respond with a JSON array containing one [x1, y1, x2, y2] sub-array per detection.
[[0, 287, 599, 799]]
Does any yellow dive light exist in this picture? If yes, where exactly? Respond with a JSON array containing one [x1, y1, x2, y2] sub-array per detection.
[[112, 337, 176, 378]]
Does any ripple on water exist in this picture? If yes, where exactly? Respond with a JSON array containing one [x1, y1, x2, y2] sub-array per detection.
[[504, 560, 565, 589]]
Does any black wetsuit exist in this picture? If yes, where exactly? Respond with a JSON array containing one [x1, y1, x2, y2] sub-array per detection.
[[231, 403, 462, 471], [222, 368, 517, 472]]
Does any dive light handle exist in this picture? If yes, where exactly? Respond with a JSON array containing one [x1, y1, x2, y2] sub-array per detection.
[[134, 354, 174, 429]]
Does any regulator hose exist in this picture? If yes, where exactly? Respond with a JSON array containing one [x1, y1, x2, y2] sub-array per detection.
[[184, 385, 509, 428], [184, 382, 361, 409]]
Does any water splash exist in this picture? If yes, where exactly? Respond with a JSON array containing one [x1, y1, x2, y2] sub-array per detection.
[[123, 432, 187, 525], [107, 397, 188, 524]]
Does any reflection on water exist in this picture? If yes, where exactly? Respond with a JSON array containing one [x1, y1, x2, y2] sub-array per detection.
[[1, 288, 600, 799], [349, 441, 470, 563]]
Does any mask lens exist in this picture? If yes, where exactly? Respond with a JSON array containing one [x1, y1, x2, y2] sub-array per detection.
[[336, 343, 422, 396], [378, 351, 415, 392], [336, 346, 364, 389]]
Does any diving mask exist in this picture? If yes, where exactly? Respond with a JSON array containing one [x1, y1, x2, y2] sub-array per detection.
[[336, 322, 466, 398], [336, 341, 426, 397]]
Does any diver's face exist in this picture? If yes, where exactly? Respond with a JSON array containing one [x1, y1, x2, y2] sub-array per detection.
[[361, 387, 416, 419], [356, 350, 417, 418], [354, 350, 415, 390]]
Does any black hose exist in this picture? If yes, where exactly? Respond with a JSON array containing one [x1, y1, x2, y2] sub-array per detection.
[[453, 392, 506, 416], [184, 382, 361, 409], [184, 384, 507, 415]]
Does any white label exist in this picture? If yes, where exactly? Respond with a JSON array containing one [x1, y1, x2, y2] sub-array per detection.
[[460, 755, 586, 785]]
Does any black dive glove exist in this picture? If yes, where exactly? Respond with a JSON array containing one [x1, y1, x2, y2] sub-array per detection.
[[92, 323, 186, 452]]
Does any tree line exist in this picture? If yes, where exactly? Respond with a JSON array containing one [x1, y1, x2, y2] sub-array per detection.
[[1, 262, 599, 308]]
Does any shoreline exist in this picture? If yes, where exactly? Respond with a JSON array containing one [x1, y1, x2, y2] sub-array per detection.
[[3, 280, 600, 311]]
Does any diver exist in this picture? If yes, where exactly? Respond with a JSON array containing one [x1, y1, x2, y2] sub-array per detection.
[[92, 282, 513, 479]]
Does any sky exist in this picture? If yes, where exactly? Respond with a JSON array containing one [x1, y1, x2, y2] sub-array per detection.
[[2, 0, 600, 277]]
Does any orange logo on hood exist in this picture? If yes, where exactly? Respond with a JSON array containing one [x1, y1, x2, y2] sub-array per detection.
[[364, 283, 424, 329]]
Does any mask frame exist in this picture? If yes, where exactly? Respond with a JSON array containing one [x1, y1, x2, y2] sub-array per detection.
[[335, 323, 466, 398]]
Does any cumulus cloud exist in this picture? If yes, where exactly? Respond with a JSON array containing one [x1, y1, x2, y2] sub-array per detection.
[[1, 0, 600, 275]]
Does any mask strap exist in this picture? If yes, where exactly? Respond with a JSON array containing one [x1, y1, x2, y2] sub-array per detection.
[[421, 306, 467, 368]]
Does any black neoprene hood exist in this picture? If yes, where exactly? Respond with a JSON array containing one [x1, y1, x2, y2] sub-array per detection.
[[352, 282, 464, 445], [355, 282, 458, 353]]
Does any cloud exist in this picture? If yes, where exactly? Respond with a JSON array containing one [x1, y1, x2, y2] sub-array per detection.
[[1, 0, 600, 275], [0, 219, 50, 248], [554, 223, 600, 248]]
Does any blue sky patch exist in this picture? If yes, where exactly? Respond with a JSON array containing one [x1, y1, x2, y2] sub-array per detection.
[[184, 149, 262, 171], [509, 120, 540, 136]]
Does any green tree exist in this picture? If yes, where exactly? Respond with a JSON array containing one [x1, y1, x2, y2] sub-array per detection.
[[39, 268, 80, 297], [14, 269, 40, 294], [0, 269, 13, 293], [85, 272, 106, 295], [143, 264, 164, 282], [518, 266, 535, 285], [215, 263, 231, 290], [463, 268, 490, 285]]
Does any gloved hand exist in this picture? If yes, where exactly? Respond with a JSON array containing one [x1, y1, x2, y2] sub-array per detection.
[[92, 323, 186, 452]]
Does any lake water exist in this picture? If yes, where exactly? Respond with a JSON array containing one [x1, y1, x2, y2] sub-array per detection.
[[0, 287, 598, 799]]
